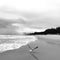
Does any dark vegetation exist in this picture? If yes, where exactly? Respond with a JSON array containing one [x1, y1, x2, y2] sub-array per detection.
[[25, 27, 60, 35]]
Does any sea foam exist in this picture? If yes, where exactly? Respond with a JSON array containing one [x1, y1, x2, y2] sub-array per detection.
[[0, 35, 37, 53]]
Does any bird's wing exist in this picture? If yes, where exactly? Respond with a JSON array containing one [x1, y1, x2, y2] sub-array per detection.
[[27, 44, 32, 50], [30, 53, 39, 60]]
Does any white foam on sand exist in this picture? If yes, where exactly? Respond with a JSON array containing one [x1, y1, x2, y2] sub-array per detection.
[[0, 35, 37, 53]]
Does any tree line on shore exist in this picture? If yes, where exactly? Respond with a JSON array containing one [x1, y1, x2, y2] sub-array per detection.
[[25, 27, 60, 35]]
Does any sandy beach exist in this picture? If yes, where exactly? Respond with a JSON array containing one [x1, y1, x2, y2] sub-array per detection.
[[0, 3, 60, 60], [0, 35, 60, 60]]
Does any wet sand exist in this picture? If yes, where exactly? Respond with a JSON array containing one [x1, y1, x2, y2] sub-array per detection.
[[0, 35, 60, 60]]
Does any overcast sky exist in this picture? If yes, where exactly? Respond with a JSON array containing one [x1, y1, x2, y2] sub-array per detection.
[[0, 0, 60, 18], [0, 0, 59, 13], [0, 0, 60, 28]]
